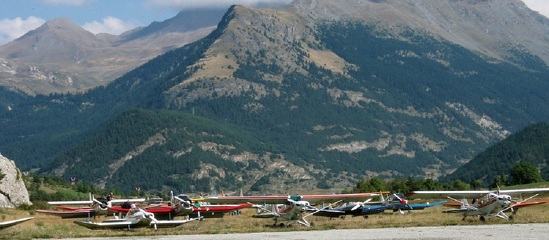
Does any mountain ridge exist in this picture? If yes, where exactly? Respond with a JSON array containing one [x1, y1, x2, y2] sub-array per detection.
[[0, 11, 220, 94], [289, 0, 549, 66], [1, 1, 549, 193]]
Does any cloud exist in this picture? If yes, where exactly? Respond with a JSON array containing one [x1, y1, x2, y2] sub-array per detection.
[[145, 0, 293, 10], [82, 17, 140, 35], [40, 0, 89, 6], [0, 17, 45, 45], [521, 0, 549, 18]]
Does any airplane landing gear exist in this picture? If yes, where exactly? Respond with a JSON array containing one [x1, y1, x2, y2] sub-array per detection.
[[479, 216, 486, 221]]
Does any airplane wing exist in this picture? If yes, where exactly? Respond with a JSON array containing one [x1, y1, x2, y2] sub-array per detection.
[[109, 198, 146, 204], [0, 217, 33, 230], [498, 188, 549, 196], [206, 193, 379, 205], [511, 200, 549, 208], [406, 191, 491, 199], [444, 200, 549, 210], [205, 195, 289, 204], [193, 203, 253, 212], [300, 193, 380, 204], [408, 188, 549, 200], [36, 209, 96, 219], [47, 200, 94, 205], [74, 219, 147, 230]]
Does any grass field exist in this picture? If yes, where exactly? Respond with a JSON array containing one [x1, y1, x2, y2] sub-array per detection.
[[3, 199, 549, 240]]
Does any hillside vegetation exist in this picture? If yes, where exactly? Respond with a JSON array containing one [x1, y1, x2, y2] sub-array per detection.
[[445, 123, 549, 186], [0, 3, 549, 193]]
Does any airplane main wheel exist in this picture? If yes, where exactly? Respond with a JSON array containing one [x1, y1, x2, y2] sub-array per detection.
[[509, 215, 514, 220], [310, 222, 315, 227], [363, 215, 369, 219], [480, 216, 486, 222]]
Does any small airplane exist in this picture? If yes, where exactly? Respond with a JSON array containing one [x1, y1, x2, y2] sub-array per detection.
[[0, 217, 34, 230], [443, 199, 549, 213], [366, 193, 446, 214], [74, 204, 201, 230], [407, 187, 549, 221], [206, 192, 379, 226], [313, 193, 444, 218], [37, 193, 145, 219], [108, 193, 194, 220], [252, 195, 319, 227]]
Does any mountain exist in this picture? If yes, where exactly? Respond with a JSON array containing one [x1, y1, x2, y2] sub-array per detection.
[[0, 11, 222, 95], [2, 0, 549, 194], [443, 122, 549, 186], [290, 0, 549, 65]]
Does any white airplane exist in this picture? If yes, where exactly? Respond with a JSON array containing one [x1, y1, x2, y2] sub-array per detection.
[[73, 204, 201, 230], [253, 196, 319, 227], [206, 193, 379, 227], [37, 193, 145, 218], [407, 187, 549, 221]]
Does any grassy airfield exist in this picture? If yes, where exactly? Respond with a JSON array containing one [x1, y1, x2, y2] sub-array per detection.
[[2, 199, 549, 240]]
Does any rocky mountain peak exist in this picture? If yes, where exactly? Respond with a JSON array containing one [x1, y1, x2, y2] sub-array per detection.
[[288, 0, 549, 65], [0, 12, 217, 94]]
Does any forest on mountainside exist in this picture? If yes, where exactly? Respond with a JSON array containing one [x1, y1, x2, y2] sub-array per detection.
[[444, 123, 549, 186]]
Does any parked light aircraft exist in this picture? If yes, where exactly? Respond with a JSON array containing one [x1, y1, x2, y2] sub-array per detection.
[[37, 193, 145, 219], [364, 193, 446, 214], [313, 192, 444, 218], [443, 199, 549, 213], [253, 195, 319, 227], [74, 204, 201, 230], [407, 188, 549, 221], [205, 193, 379, 226], [108, 193, 194, 220]]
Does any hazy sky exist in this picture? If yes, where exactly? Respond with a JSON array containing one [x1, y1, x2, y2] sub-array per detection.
[[0, 0, 547, 46]]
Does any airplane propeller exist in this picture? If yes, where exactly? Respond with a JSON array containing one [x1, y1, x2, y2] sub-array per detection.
[[350, 198, 373, 211], [391, 193, 411, 214], [91, 198, 108, 210], [501, 192, 540, 215]]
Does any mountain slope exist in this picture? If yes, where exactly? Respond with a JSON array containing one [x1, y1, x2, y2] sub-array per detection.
[[290, 0, 549, 66], [2, 1, 549, 193], [0, 11, 219, 95], [444, 123, 549, 186]]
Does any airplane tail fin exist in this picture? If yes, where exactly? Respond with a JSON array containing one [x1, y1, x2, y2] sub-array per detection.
[[460, 199, 469, 209]]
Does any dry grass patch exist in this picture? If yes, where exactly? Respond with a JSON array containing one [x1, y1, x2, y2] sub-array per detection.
[[2, 203, 549, 239]]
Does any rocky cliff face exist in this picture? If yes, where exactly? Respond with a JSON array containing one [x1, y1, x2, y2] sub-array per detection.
[[0, 153, 31, 208], [289, 0, 549, 66]]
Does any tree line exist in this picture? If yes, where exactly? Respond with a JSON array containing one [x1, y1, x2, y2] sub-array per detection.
[[348, 161, 544, 194]]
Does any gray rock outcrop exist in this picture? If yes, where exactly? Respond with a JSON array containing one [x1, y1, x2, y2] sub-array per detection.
[[0, 153, 31, 208]]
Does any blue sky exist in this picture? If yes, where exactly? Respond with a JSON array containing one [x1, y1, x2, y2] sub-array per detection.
[[0, 0, 548, 46]]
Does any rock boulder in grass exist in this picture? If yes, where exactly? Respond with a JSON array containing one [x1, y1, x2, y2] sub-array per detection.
[[0, 153, 31, 208]]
